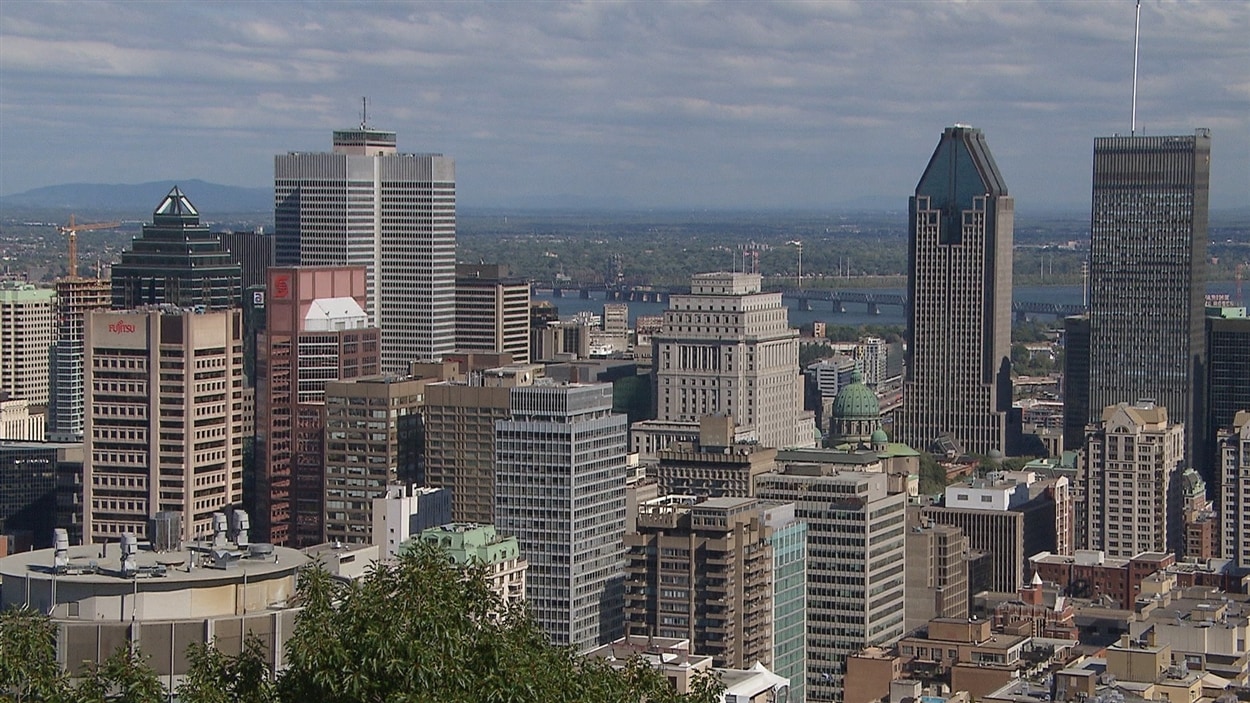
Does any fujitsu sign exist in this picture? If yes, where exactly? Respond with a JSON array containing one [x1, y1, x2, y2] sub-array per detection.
[[108, 319, 137, 334]]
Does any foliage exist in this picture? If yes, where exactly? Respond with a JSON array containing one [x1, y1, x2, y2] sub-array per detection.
[[1, 544, 722, 703], [799, 343, 835, 367], [1, 607, 68, 702], [918, 452, 949, 495]]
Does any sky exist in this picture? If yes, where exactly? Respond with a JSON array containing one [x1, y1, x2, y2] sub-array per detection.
[[1, 1, 1247, 211]]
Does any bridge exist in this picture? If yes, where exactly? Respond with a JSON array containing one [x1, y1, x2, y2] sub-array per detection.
[[781, 288, 1085, 318], [532, 282, 1086, 318]]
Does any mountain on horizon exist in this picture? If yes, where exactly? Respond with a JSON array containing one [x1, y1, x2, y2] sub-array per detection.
[[0, 179, 272, 214]]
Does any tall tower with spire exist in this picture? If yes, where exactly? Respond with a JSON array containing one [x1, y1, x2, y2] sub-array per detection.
[[898, 126, 1017, 457]]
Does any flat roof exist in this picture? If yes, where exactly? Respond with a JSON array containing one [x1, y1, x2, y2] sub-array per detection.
[[0, 542, 309, 586]]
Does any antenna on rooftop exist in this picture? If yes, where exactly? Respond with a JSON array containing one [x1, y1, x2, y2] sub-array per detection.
[[1131, 0, 1141, 135], [361, 96, 369, 130]]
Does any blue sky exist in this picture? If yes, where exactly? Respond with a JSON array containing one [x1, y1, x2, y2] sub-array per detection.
[[1, 1, 1246, 210]]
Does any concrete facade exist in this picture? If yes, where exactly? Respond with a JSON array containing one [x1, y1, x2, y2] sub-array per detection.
[[0, 281, 56, 407]]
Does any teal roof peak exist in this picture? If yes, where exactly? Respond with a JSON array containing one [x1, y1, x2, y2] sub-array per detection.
[[831, 373, 880, 420]]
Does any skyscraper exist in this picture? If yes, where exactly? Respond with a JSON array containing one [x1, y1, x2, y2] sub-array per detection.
[[644, 272, 812, 452], [1086, 131, 1211, 475], [254, 267, 381, 546], [495, 382, 627, 651], [83, 308, 246, 544], [48, 277, 110, 442], [110, 187, 242, 310], [755, 469, 905, 702], [898, 126, 1016, 457], [275, 128, 456, 372], [0, 282, 56, 407], [455, 264, 531, 363]]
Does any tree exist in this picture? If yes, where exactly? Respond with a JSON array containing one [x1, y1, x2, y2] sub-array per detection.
[[4, 544, 722, 703], [918, 452, 949, 495]]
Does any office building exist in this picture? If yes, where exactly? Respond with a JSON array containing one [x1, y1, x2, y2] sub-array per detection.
[[418, 523, 527, 608], [1081, 401, 1185, 558], [755, 468, 906, 702], [652, 415, 778, 498], [323, 375, 429, 544], [898, 125, 1016, 457], [83, 308, 246, 544], [1206, 307, 1250, 513], [48, 277, 110, 441], [1086, 131, 1211, 477], [110, 187, 242, 310], [648, 272, 812, 451], [211, 230, 276, 293], [275, 128, 456, 371], [0, 282, 56, 407], [422, 364, 540, 523], [1217, 411, 1250, 570], [0, 397, 44, 441], [1062, 314, 1091, 452], [495, 382, 628, 651], [0, 441, 80, 547], [455, 264, 530, 363], [255, 267, 380, 547], [904, 522, 970, 634]]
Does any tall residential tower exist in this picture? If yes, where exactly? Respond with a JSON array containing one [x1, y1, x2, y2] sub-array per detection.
[[275, 128, 456, 372], [899, 126, 1016, 457]]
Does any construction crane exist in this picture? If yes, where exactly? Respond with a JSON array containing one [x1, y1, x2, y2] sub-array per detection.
[[58, 215, 120, 278]]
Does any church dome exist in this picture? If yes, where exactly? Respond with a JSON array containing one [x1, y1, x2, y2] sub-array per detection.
[[832, 371, 881, 420], [871, 428, 889, 445]]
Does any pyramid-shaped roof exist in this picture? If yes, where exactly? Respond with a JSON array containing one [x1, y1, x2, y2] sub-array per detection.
[[153, 186, 199, 219]]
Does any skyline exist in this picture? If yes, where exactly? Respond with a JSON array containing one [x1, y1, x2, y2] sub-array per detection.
[[1, 1, 1248, 211]]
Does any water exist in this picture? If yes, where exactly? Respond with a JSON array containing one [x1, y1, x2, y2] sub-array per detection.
[[536, 281, 1241, 328]]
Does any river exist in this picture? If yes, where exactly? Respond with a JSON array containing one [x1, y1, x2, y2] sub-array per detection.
[[535, 281, 1243, 329]]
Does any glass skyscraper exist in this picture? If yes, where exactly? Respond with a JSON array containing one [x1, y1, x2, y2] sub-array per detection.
[[899, 125, 1016, 457], [1086, 131, 1211, 476]]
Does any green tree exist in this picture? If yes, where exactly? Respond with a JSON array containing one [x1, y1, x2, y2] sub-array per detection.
[[918, 452, 949, 495], [4, 545, 722, 703]]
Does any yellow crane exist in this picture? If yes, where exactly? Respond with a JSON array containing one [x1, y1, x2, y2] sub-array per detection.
[[58, 215, 120, 278]]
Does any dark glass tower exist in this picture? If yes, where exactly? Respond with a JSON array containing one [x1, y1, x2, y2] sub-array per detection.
[[899, 126, 1017, 457], [1086, 131, 1210, 475], [111, 187, 242, 310]]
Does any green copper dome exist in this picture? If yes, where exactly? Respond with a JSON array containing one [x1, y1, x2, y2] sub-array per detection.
[[831, 371, 880, 420], [871, 428, 889, 444]]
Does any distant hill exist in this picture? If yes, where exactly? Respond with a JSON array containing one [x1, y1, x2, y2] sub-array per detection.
[[0, 179, 271, 214]]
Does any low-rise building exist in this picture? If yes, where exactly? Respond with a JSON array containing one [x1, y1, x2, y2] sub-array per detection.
[[417, 523, 527, 608]]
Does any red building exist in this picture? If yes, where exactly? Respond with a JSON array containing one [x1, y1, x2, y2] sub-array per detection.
[[1030, 550, 1174, 609], [256, 267, 380, 546]]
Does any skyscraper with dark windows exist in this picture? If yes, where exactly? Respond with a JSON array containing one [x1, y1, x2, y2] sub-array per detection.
[[1085, 130, 1211, 477], [275, 128, 456, 373], [110, 187, 242, 310], [898, 125, 1016, 457]]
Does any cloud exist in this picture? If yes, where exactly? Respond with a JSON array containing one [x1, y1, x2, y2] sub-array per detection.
[[0, 0, 1246, 209]]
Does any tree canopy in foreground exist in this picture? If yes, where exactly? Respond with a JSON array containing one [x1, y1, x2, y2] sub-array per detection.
[[1, 542, 722, 703]]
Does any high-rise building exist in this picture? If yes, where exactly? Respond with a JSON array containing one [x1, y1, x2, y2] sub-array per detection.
[[904, 522, 970, 634], [1217, 411, 1250, 570], [275, 128, 456, 372], [755, 468, 905, 702], [110, 187, 242, 310], [323, 374, 429, 544], [652, 415, 778, 498], [455, 264, 530, 363], [898, 125, 1016, 457], [255, 267, 381, 547], [373, 484, 452, 559], [645, 272, 812, 451], [422, 364, 540, 524], [625, 495, 777, 670], [48, 277, 110, 441], [0, 282, 56, 407], [83, 308, 247, 544], [0, 441, 81, 547], [211, 230, 275, 293], [1062, 314, 1091, 452], [1081, 401, 1185, 558], [495, 382, 627, 651], [1206, 307, 1250, 506], [1086, 131, 1211, 477]]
